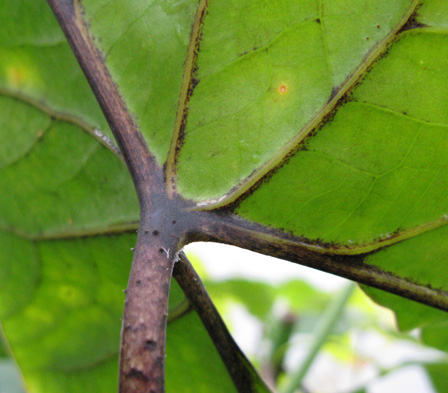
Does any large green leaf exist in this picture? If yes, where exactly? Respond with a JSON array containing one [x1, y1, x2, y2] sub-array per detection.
[[43, 0, 448, 307], [3, 0, 448, 392]]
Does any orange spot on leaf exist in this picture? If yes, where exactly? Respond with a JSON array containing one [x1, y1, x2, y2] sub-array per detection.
[[8, 67, 26, 87]]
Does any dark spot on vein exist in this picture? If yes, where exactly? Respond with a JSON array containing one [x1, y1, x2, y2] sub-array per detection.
[[401, 19, 427, 32], [190, 77, 199, 91], [376, 25, 381, 29], [173, 107, 190, 168], [329, 86, 339, 102], [179, 63, 199, 164], [124, 323, 144, 333], [315, 18, 321, 24], [399, 5, 427, 33], [144, 340, 157, 350], [128, 368, 149, 381], [187, 84, 197, 99]]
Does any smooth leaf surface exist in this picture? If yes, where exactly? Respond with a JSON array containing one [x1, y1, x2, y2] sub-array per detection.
[[237, 17, 448, 246], [0, 97, 138, 236], [1, 234, 134, 392], [174, 0, 413, 201], [0, 1, 112, 140]]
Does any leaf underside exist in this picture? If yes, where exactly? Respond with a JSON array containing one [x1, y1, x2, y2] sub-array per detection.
[[2, 0, 448, 392]]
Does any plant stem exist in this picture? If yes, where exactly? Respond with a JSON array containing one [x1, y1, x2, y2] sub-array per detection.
[[119, 229, 178, 393], [281, 282, 356, 393], [173, 252, 273, 393]]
